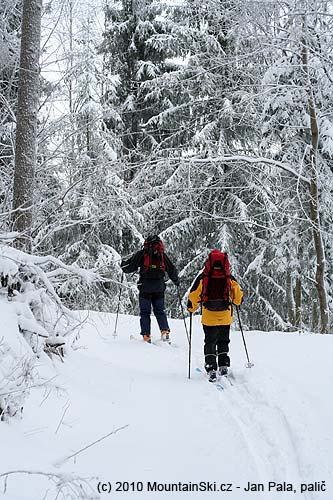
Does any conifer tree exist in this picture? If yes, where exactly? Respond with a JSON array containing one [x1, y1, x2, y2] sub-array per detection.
[[101, 0, 187, 180]]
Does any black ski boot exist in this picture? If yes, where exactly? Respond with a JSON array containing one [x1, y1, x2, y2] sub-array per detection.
[[218, 366, 228, 376], [208, 370, 217, 383]]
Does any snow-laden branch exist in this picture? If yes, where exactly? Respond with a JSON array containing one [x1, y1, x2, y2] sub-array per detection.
[[0, 245, 99, 283], [188, 156, 311, 184], [0, 232, 20, 242]]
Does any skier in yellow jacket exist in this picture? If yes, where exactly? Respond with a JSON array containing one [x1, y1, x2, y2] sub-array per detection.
[[187, 250, 243, 382]]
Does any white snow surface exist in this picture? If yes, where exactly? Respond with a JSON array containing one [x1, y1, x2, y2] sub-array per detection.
[[1, 309, 333, 500]]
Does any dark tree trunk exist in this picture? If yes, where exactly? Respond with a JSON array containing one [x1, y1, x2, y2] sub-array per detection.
[[294, 277, 302, 330], [12, 0, 43, 250], [301, 27, 329, 334], [286, 271, 295, 329]]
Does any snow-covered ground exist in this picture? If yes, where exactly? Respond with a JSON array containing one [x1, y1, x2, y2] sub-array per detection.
[[1, 308, 333, 500]]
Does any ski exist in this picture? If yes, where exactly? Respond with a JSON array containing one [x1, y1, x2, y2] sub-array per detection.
[[130, 334, 177, 348], [195, 367, 225, 391], [153, 338, 173, 347], [215, 382, 225, 392]]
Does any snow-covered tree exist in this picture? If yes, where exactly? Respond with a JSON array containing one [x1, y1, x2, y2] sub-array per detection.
[[101, 0, 190, 179], [0, 1, 22, 226], [257, 0, 333, 332]]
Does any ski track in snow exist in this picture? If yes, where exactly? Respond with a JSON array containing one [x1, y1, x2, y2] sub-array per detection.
[[1, 312, 332, 500], [193, 357, 312, 500], [172, 317, 331, 500], [220, 375, 314, 500]]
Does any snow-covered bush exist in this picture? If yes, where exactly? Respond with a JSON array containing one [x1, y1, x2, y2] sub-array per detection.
[[0, 243, 100, 420]]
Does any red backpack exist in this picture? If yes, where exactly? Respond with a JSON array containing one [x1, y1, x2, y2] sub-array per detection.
[[143, 235, 166, 273], [201, 250, 231, 311]]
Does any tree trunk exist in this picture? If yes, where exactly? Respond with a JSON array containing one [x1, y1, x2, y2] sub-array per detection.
[[311, 298, 319, 332], [68, 0, 75, 186], [122, 0, 140, 182], [12, 0, 43, 250], [286, 271, 295, 330], [301, 27, 329, 334], [294, 277, 302, 330]]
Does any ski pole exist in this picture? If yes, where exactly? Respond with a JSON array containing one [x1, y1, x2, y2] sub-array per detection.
[[188, 312, 193, 379], [113, 273, 124, 338], [177, 286, 190, 344], [236, 305, 254, 368]]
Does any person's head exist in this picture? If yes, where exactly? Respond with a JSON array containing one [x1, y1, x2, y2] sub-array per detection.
[[145, 234, 161, 245]]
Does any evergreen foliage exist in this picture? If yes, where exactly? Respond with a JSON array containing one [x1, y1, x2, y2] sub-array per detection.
[[1, 0, 333, 332]]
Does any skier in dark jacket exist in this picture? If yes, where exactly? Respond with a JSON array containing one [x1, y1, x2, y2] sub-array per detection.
[[121, 235, 179, 343]]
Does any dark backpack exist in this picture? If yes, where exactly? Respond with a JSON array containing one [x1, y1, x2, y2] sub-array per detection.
[[201, 250, 231, 311], [143, 235, 166, 275]]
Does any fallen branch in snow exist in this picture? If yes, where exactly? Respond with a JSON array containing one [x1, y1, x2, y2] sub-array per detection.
[[0, 469, 98, 500], [0, 375, 58, 398], [54, 424, 130, 467], [54, 401, 71, 434]]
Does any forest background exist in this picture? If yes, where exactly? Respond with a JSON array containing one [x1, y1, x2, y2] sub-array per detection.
[[1, 0, 333, 336]]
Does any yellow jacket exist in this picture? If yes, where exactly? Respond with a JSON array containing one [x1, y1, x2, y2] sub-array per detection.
[[187, 273, 243, 326]]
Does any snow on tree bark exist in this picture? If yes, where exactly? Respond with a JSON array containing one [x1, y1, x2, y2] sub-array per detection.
[[12, 0, 42, 250], [301, 23, 329, 334]]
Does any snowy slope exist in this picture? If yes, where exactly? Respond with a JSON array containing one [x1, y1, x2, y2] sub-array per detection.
[[1, 310, 333, 500]]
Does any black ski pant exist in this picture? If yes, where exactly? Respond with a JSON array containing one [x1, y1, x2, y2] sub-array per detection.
[[203, 324, 230, 372], [139, 292, 169, 335]]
